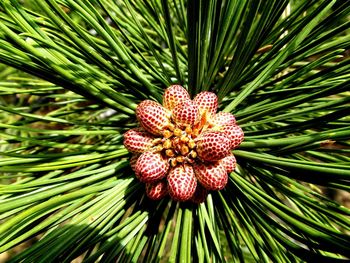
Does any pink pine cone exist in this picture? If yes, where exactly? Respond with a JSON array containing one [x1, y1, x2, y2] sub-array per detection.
[[211, 112, 236, 127], [163, 85, 191, 110], [135, 151, 169, 183], [136, 100, 170, 135], [167, 164, 197, 201], [172, 100, 200, 127], [219, 153, 236, 173], [193, 91, 218, 116], [125, 85, 244, 203], [221, 125, 244, 149], [196, 131, 231, 162], [146, 180, 168, 200], [130, 154, 140, 172], [123, 128, 154, 153], [194, 162, 228, 191]]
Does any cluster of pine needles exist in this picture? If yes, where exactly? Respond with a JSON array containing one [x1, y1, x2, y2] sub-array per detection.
[[0, 0, 350, 262]]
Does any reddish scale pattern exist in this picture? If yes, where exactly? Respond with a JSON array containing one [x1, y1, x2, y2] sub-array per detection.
[[172, 100, 200, 127], [136, 100, 170, 135], [146, 180, 168, 200], [191, 184, 209, 204], [194, 162, 228, 191], [124, 85, 244, 203], [123, 128, 154, 153], [211, 112, 236, 127], [135, 151, 169, 183], [193, 91, 218, 116], [130, 154, 140, 172], [221, 125, 244, 149], [219, 153, 236, 173], [196, 131, 231, 162], [163, 84, 191, 110], [167, 164, 197, 201]]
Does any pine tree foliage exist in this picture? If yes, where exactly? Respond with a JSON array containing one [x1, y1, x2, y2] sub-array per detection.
[[0, 0, 350, 262]]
